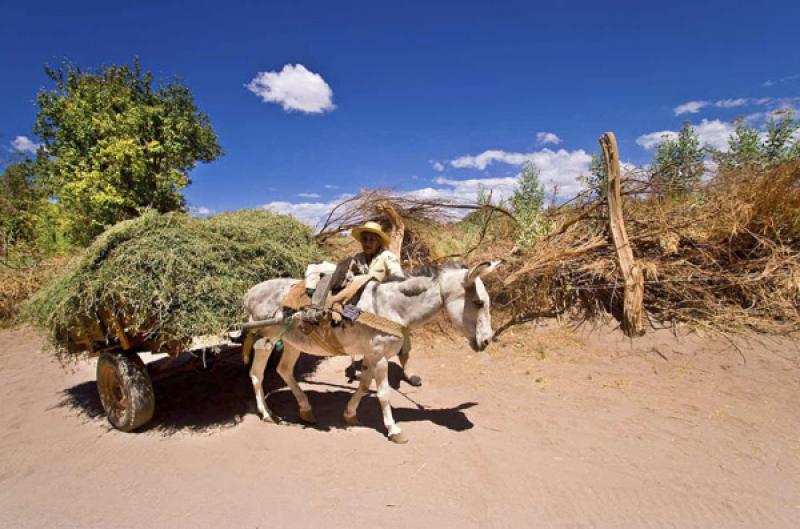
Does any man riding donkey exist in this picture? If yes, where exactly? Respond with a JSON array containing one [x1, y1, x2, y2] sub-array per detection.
[[243, 207, 500, 441], [300, 208, 422, 386]]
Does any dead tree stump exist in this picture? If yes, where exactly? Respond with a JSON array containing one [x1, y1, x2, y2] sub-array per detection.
[[600, 132, 645, 337]]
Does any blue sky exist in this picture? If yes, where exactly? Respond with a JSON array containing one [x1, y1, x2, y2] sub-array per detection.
[[2, 0, 799, 224]]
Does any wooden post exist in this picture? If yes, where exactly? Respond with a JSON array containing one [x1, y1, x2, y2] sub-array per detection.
[[599, 132, 645, 337]]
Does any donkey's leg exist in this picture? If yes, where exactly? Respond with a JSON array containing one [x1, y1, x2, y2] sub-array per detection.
[[249, 337, 274, 422], [276, 343, 315, 424], [374, 356, 406, 443], [398, 340, 422, 387], [344, 359, 374, 426]]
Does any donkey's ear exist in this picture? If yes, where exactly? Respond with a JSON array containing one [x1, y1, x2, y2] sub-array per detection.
[[464, 260, 503, 287]]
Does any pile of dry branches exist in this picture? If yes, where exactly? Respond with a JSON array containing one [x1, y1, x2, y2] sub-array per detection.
[[315, 189, 514, 264], [499, 161, 800, 334], [315, 163, 798, 335]]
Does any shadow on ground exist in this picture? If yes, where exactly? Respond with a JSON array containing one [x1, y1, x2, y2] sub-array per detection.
[[58, 352, 476, 437], [58, 351, 320, 434]]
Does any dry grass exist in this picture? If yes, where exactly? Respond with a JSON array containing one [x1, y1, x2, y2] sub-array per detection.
[[319, 163, 799, 335], [497, 161, 800, 334], [0, 254, 72, 327]]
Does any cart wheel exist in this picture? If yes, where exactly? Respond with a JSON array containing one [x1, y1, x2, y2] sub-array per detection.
[[96, 352, 155, 432]]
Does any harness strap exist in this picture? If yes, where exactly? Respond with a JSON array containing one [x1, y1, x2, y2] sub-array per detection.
[[354, 310, 412, 355]]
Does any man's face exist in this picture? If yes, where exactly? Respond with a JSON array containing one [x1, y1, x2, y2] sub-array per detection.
[[361, 232, 382, 255]]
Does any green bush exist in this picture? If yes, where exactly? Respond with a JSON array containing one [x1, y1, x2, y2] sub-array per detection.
[[512, 163, 553, 250]]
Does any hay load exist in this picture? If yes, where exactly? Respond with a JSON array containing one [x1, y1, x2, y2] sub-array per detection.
[[24, 209, 322, 357]]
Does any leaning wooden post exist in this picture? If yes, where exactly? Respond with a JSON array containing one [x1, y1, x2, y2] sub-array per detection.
[[599, 132, 645, 337]]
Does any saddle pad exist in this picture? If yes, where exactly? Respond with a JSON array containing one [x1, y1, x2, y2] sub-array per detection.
[[297, 318, 347, 356], [283, 280, 310, 311]]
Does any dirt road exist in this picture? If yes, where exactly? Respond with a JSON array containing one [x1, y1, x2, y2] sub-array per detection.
[[1, 323, 798, 528]]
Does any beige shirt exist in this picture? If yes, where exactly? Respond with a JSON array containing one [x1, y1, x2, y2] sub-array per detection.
[[351, 249, 404, 282]]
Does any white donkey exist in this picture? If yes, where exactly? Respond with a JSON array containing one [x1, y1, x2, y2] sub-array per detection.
[[244, 261, 499, 443]]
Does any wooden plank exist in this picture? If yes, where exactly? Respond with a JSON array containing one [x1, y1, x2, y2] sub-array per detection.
[[600, 132, 645, 337]]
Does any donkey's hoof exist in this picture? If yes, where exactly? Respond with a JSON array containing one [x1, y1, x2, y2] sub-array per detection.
[[261, 415, 274, 424], [298, 408, 317, 424], [343, 413, 359, 426], [389, 432, 409, 444], [406, 375, 423, 387]]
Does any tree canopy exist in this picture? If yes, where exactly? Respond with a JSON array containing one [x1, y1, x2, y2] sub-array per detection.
[[33, 59, 222, 243], [715, 112, 800, 171], [650, 122, 704, 197]]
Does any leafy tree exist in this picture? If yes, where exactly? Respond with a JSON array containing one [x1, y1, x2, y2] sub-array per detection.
[[0, 159, 71, 258], [716, 112, 799, 171], [763, 112, 799, 164], [650, 122, 704, 197], [33, 59, 222, 243], [512, 163, 545, 213], [512, 163, 551, 249], [718, 118, 763, 170], [0, 160, 40, 246], [579, 152, 608, 199]]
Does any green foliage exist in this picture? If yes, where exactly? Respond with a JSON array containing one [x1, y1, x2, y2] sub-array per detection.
[[0, 161, 40, 246], [23, 209, 322, 356], [512, 163, 552, 250], [579, 152, 608, 198], [33, 59, 222, 245], [719, 118, 764, 170], [716, 112, 800, 171], [0, 159, 71, 260], [650, 122, 704, 197], [763, 112, 799, 164]]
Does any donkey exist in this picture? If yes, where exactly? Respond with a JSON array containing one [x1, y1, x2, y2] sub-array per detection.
[[243, 261, 500, 443]]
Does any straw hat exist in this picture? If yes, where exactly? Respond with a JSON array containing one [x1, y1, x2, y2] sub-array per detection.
[[352, 221, 391, 248]]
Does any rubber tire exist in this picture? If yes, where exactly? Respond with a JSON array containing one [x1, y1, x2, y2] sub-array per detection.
[[96, 352, 155, 432]]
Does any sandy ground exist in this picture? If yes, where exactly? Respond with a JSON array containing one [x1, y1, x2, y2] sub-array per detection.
[[1, 322, 799, 529]]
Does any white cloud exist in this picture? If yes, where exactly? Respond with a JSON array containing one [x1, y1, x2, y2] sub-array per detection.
[[297, 192, 320, 198], [672, 97, 775, 115], [694, 119, 737, 151], [10, 135, 40, 154], [674, 100, 708, 115], [714, 98, 749, 108], [260, 200, 341, 226], [636, 130, 679, 149], [637, 119, 736, 152], [448, 147, 591, 196], [430, 161, 445, 172], [535, 131, 562, 146], [408, 176, 520, 203], [246, 64, 335, 114], [323, 184, 339, 189], [450, 146, 590, 173], [762, 74, 799, 88], [188, 206, 215, 217]]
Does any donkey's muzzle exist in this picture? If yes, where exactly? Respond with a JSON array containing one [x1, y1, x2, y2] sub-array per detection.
[[471, 337, 491, 352]]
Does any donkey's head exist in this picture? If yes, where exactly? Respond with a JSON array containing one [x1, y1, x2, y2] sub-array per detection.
[[440, 261, 501, 352]]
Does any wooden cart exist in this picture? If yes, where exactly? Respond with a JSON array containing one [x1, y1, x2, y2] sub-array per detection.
[[71, 310, 245, 432]]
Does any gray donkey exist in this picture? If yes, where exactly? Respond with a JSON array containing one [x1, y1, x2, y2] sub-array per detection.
[[243, 261, 500, 443]]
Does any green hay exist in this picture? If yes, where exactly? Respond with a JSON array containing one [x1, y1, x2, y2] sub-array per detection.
[[23, 209, 322, 356]]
